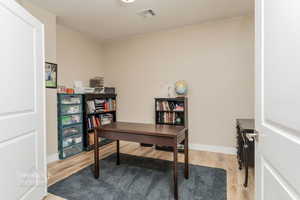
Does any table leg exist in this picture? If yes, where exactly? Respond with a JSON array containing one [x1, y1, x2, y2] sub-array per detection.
[[173, 144, 178, 200], [116, 140, 120, 165], [184, 130, 189, 179], [237, 127, 243, 170], [243, 143, 248, 187], [94, 128, 99, 179]]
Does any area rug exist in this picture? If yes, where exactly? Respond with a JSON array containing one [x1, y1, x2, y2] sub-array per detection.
[[48, 153, 226, 200]]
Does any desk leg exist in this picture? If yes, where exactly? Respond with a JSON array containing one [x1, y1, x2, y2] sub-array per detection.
[[243, 143, 249, 187], [173, 144, 178, 200], [184, 130, 189, 179], [116, 140, 120, 165], [94, 129, 99, 179]]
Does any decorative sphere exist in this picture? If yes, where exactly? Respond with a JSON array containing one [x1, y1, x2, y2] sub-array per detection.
[[176, 117, 182, 124], [175, 80, 188, 96]]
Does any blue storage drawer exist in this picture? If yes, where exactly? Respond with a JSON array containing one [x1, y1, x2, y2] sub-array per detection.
[[62, 125, 82, 138], [60, 143, 83, 159], [60, 114, 82, 126], [58, 94, 83, 160], [60, 104, 82, 115], [62, 134, 83, 148], [59, 94, 82, 105]]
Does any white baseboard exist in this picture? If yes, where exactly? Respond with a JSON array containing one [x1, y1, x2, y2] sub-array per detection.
[[47, 153, 59, 164], [189, 143, 236, 155]]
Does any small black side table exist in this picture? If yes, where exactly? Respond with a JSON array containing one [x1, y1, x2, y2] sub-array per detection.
[[236, 119, 255, 187]]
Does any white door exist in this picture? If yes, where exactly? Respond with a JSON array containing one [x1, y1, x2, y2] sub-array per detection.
[[0, 0, 46, 199], [255, 0, 300, 199]]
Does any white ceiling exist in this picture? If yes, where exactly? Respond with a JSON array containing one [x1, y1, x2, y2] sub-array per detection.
[[26, 0, 254, 42]]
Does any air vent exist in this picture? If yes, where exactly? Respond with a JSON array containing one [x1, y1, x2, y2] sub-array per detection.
[[137, 9, 156, 18]]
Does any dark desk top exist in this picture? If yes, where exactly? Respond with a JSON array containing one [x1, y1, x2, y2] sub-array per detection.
[[236, 119, 255, 132], [97, 122, 186, 138]]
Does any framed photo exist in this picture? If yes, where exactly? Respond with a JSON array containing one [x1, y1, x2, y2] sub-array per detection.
[[45, 62, 57, 88]]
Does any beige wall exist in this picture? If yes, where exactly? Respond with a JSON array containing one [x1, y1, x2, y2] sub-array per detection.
[[103, 16, 255, 149], [19, 1, 104, 157], [18, 0, 254, 155], [57, 24, 104, 87]]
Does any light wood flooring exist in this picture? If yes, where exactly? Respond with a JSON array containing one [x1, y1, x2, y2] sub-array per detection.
[[45, 142, 254, 200]]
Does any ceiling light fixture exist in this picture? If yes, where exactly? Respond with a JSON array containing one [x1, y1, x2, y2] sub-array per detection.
[[121, 0, 136, 3]]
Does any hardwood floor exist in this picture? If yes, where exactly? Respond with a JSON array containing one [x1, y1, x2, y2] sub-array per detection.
[[45, 142, 254, 200]]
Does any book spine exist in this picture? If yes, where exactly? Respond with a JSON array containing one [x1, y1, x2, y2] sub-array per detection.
[[88, 118, 91, 129], [93, 116, 97, 128]]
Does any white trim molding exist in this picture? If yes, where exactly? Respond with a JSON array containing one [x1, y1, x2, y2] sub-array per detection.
[[47, 153, 59, 164], [189, 143, 236, 155]]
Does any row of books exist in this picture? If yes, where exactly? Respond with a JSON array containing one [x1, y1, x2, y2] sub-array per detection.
[[87, 114, 114, 129], [157, 112, 182, 124], [156, 101, 184, 111], [86, 98, 116, 114]]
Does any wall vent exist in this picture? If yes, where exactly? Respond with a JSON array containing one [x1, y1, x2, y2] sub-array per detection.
[[137, 9, 156, 18]]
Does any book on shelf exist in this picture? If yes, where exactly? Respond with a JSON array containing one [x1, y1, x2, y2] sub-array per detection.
[[88, 131, 102, 146], [87, 113, 114, 129], [101, 114, 113, 125], [86, 98, 116, 114], [157, 112, 182, 125], [156, 101, 184, 111]]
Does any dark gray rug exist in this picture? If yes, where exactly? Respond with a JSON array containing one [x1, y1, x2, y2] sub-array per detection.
[[48, 153, 226, 200]]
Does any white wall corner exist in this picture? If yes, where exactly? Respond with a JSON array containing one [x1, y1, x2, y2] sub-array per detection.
[[189, 143, 237, 155], [47, 153, 59, 164]]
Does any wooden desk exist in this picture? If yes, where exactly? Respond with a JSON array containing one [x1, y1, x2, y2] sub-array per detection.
[[94, 122, 189, 200]]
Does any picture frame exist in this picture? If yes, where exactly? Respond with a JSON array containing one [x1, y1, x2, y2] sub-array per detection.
[[45, 62, 57, 88]]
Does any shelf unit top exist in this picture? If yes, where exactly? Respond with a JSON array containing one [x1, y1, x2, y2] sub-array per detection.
[[84, 93, 117, 100], [156, 110, 184, 112], [155, 97, 186, 101], [87, 110, 116, 115]]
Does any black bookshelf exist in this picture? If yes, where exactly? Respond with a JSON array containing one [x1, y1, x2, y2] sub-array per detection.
[[82, 93, 117, 151], [155, 97, 188, 152]]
